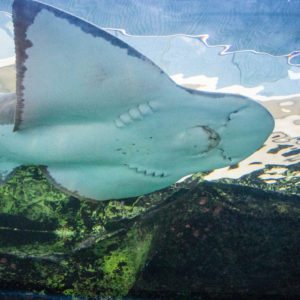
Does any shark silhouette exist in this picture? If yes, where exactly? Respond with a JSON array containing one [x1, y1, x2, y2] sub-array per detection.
[[0, 0, 274, 200]]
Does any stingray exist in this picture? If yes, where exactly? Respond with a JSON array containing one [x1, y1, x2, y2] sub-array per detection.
[[0, 0, 274, 201]]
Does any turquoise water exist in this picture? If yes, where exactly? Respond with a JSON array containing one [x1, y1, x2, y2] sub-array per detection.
[[0, 0, 299, 299]]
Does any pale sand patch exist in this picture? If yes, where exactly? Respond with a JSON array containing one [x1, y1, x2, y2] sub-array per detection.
[[0, 64, 16, 93], [0, 57, 15, 68], [261, 97, 300, 121]]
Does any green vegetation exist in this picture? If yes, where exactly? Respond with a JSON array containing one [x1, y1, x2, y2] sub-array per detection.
[[0, 166, 160, 297], [0, 165, 299, 298]]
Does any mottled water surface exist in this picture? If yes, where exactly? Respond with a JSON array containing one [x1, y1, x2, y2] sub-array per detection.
[[0, 0, 299, 299], [2, 0, 300, 56]]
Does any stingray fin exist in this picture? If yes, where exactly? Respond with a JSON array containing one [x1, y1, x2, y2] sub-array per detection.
[[42, 165, 175, 201], [12, 0, 175, 131]]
